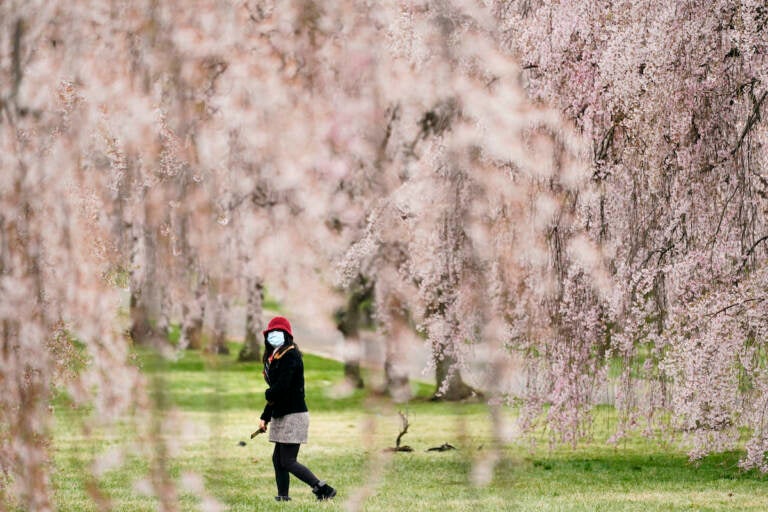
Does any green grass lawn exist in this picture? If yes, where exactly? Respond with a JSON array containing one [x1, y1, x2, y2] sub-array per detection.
[[50, 345, 768, 511]]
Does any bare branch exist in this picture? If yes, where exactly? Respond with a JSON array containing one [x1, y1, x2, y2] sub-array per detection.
[[732, 88, 767, 155], [736, 234, 768, 274], [705, 297, 766, 318], [383, 411, 413, 452], [11, 18, 23, 105], [395, 410, 409, 448]]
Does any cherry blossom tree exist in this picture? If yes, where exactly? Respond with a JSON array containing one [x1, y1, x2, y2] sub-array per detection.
[[499, 0, 768, 463], [4, 0, 768, 509]]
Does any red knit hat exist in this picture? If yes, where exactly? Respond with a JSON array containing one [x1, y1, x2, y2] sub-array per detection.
[[263, 316, 293, 336]]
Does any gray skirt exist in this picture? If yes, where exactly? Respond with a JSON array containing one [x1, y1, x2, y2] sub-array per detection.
[[269, 412, 309, 444]]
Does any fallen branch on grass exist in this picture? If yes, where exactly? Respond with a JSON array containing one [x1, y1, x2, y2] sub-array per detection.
[[427, 443, 456, 452], [384, 411, 413, 452]]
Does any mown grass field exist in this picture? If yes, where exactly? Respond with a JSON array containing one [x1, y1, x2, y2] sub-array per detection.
[[51, 345, 768, 511]]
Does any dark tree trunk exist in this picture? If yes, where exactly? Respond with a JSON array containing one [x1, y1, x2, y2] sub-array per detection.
[[238, 277, 263, 362], [181, 286, 205, 351], [129, 290, 155, 344], [385, 356, 410, 400], [128, 177, 170, 347], [344, 350, 364, 389], [207, 290, 230, 355], [335, 279, 373, 388], [177, 181, 206, 350], [433, 344, 475, 401], [428, 170, 477, 402], [129, 223, 163, 345]]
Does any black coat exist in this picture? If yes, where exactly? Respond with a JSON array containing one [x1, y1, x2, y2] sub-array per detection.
[[260, 344, 308, 422]]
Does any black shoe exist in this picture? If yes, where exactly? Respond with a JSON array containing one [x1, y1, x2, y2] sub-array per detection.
[[312, 481, 336, 501], [274, 496, 291, 501]]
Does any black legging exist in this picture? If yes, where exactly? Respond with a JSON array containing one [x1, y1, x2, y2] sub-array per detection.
[[272, 442, 320, 496]]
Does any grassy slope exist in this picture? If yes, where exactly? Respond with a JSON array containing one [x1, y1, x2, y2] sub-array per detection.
[[51, 345, 768, 511]]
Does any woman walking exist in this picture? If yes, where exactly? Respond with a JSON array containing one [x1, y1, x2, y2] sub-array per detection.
[[258, 316, 337, 502]]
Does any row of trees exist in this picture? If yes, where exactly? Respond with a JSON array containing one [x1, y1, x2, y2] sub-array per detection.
[[1, 0, 766, 509]]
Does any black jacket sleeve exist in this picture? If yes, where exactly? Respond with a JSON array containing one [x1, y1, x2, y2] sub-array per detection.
[[260, 402, 273, 423], [265, 351, 299, 404]]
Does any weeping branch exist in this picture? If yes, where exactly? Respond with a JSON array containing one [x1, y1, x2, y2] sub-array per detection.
[[705, 297, 766, 318], [732, 88, 767, 155], [11, 18, 24, 105], [736, 234, 768, 274]]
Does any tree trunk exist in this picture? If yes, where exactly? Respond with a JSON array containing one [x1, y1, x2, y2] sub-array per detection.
[[433, 344, 475, 401], [129, 222, 163, 345], [176, 175, 207, 351], [428, 171, 477, 402], [128, 176, 172, 347], [238, 277, 263, 362], [207, 291, 230, 355], [336, 280, 373, 388], [343, 342, 364, 389], [129, 290, 155, 344], [181, 275, 206, 350], [181, 302, 203, 350]]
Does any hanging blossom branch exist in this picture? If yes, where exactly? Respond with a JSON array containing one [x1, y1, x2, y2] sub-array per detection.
[[731, 86, 767, 156]]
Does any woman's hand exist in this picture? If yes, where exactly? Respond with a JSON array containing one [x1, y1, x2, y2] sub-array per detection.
[[251, 419, 268, 439]]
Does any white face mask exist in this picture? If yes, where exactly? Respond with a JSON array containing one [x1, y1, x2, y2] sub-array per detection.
[[267, 331, 285, 348]]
